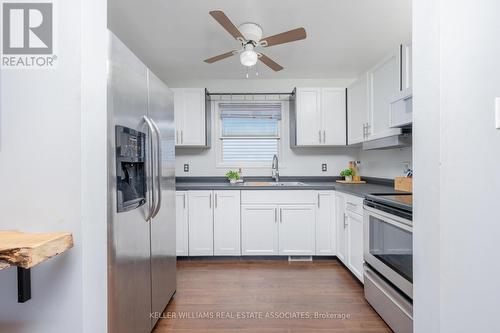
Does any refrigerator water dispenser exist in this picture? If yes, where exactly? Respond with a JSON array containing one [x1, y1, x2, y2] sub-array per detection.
[[115, 125, 146, 212]]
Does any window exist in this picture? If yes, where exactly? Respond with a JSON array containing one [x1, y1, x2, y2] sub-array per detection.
[[219, 103, 282, 165]]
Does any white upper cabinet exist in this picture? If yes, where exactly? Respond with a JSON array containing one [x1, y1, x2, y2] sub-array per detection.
[[347, 42, 413, 144], [315, 191, 336, 255], [322, 88, 347, 145], [175, 191, 189, 256], [293, 87, 346, 146], [278, 205, 316, 255], [390, 42, 413, 128], [367, 52, 402, 140], [295, 88, 321, 146], [173, 88, 207, 147], [213, 191, 241, 256], [400, 42, 412, 93], [347, 75, 369, 145]]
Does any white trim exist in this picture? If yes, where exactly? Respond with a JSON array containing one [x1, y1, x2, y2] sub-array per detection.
[[215, 100, 286, 169]]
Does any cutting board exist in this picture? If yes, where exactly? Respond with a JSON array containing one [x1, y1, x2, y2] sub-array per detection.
[[395, 177, 412, 192], [336, 180, 367, 184]]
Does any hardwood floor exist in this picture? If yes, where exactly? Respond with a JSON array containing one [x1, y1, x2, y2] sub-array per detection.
[[153, 259, 391, 333]]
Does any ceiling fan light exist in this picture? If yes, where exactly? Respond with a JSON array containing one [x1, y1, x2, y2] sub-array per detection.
[[240, 50, 258, 67]]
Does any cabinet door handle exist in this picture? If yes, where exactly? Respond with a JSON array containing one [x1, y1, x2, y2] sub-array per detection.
[[176, 130, 179, 144], [323, 130, 326, 143], [274, 208, 277, 223], [181, 130, 184, 144], [280, 208, 283, 223], [362, 124, 366, 139], [344, 213, 348, 228], [318, 130, 322, 143], [215, 193, 218, 209], [183, 193, 186, 209], [209, 193, 212, 209], [317, 194, 320, 208]]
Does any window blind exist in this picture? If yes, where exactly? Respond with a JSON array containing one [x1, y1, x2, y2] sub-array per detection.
[[219, 102, 281, 164], [222, 118, 278, 137], [222, 138, 279, 163], [219, 103, 282, 120]]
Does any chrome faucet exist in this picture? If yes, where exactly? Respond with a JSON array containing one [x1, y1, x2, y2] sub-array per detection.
[[272, 154, 279, 182]]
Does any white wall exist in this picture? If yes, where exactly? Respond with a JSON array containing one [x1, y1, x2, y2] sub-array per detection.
[[414, 1, 500, 333], [174, 79, 359, 177], [81, 0, 108, 332], [0, 0, 108, 332], [173, 78, 411, 179], [169, 78, 355, 92], [357, 147, 412, 178], [176, 98, 358, 177]]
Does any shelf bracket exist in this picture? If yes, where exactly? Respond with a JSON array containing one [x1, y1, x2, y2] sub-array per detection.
[[17, 267, 31, 303]]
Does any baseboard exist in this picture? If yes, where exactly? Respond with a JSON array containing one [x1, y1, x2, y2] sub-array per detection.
[[177, 255, 338, 261]]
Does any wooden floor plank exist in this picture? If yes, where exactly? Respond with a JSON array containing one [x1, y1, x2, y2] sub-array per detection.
[[153, 259, 391, 333]]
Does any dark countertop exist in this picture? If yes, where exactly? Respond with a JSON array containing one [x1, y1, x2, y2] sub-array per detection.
[[176, 176, 405, 199]]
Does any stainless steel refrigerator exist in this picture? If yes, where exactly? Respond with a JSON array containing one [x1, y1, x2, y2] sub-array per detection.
[[107, 31, 176, 333]]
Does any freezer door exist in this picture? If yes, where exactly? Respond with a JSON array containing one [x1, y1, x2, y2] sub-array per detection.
[[107, 32, 153, 333], [148, 69, 177, 327]]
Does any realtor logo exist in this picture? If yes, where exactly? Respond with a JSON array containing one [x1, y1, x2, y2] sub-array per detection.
[[1, 1, 56, 68]]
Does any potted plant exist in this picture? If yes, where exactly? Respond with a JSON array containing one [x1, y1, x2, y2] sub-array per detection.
[[226, 170, 241, 184], [340, 168, 354, 182]]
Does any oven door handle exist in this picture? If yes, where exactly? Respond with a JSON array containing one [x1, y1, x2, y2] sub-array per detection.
[[363, 205, 412, 231]]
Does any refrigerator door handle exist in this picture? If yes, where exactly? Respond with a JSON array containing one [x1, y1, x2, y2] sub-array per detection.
[[143, 116, 157, 221], [150, 117, 162, 218]]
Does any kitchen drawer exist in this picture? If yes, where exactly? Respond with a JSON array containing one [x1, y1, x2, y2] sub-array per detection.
[[241, 190, 315, 205], [364, 264, 413, 333], [344, 194, 364, 215]]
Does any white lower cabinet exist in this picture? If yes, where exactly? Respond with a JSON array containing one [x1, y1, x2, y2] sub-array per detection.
[[241, 205, 279, 255], [315, 191, 336, 255], [187, 191, 214, 256], [279, 205, 316, 255], [178, 189, 360, 276], [241, 203, 316, 256], [346, 210, 364, 282], [213, 191, 241, 255], [336, 192, 364, 283], [336, 192, 348, 263], [175, 191, 189, 256]]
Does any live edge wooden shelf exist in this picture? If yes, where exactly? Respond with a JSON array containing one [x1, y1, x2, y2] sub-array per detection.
[[0, 231, 74, 303]]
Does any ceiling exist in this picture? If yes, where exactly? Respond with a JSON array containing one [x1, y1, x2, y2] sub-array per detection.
[[108, 0, 411, 84]]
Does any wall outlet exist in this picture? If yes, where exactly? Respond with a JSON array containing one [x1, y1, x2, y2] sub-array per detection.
[[321, 164, 327, 172], [496, 98, 500, 129], [183, 164, 189, 172]]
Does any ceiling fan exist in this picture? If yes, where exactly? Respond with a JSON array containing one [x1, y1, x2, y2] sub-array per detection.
[[204, 10, 307, 72]]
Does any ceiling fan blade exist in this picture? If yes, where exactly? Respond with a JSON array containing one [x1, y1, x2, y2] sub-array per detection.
[[260, 27, 307, 47], [209, 10, 244, 41], [258, 53, 284, 71], [204, 50, 238, 63]]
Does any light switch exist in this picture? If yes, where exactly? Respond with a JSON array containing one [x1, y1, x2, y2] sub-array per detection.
[[496, 98, 500, 129]]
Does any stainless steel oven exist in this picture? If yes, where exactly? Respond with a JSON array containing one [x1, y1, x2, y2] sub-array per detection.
[[363, 193, 413, 333]]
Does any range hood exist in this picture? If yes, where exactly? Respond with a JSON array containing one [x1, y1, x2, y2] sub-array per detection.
[[362, 132, 412, 150]]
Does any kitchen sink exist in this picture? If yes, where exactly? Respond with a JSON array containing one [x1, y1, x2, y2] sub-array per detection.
[[243, 181, 306, 187]]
